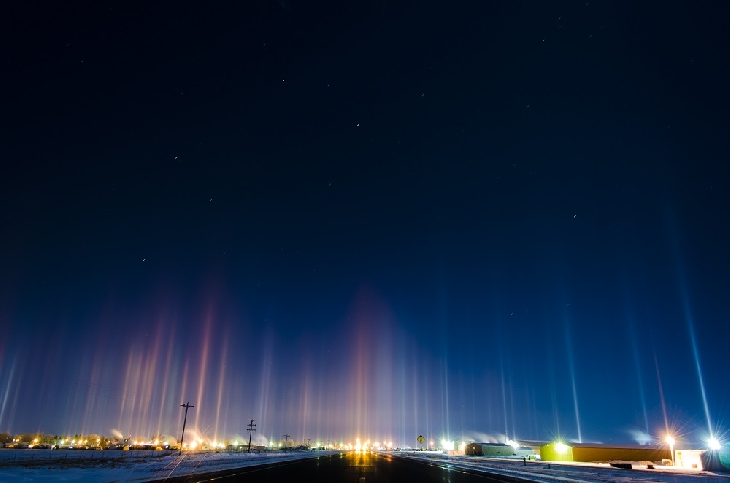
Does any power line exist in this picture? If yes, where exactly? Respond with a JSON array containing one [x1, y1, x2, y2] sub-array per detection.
[[179, 402, 194, 456], [247, 419, 256, 453]]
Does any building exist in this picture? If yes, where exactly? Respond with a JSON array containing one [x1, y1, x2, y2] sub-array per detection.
[[539, 442, 670, 464], [701, 446, 730, 473], [466, 443, 519, 457]]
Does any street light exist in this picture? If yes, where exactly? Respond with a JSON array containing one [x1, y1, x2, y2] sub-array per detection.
[[708, 437, 721, 451], [665, 436, 675, 465]]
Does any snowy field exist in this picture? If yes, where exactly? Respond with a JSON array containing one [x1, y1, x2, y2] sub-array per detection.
[[391, 451, 730, 483], [0, 448, 338, 482], [2, 449, 730, 482]]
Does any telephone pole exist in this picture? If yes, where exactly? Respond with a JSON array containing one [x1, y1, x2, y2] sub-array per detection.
[[179, 402, 194, 455], [247, 419, 256, 453], [283, 434, 290, 451]]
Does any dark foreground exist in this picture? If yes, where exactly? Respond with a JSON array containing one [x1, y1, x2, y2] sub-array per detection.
[[152, 451, 534, 483]]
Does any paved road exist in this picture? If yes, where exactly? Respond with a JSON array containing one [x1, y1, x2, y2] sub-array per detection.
[[155, 451, 534, 483]]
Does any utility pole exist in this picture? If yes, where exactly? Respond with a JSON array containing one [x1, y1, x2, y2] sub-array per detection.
[[283, 434, 290, 451], [179, 402, 194, 456], [306, 438, 311, 448], [247, 419, 256, 453]]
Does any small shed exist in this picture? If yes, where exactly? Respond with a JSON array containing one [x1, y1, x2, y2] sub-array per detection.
[[465, 443, 514, 457]]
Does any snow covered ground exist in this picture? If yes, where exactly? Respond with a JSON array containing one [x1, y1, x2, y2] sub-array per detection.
[[392, 451, 730, 482], [0, 448, 338, 482], [2, 449, 729, 482]]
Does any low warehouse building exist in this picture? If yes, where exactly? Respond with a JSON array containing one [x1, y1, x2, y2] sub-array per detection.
[[540, 442, 670, 464], [465, 443, 516, 457]]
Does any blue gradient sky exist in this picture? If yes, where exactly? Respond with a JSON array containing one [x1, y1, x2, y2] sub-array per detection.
[[1, 1, 729, 448]]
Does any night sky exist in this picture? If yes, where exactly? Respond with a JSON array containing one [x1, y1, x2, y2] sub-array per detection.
[[1, 1, 729, 448]]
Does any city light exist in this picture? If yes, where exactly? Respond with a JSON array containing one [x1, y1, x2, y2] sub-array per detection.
[[555, 442, 568, 454], [665, 435, 676, 464]]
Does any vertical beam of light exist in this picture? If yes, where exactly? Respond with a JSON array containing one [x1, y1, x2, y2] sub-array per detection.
[[548, 358, 560, 438], [457, 372, 466, 442], [629, 320, 650, 434], [530, 381, 539, 439], [119, 352, 140, 436], [0, 356, 16, 429], [196, 313, 212, 437], [654, 352, 669, 435], [411, 356, 419, 446], [349, 325, 367, 439], [677, 269, 713, 435], [157, 322, 177, 438], [140, 327, 163, 438], [544, 319, 561, 439], [214, 332, 228, 442], [260, 331, 274, 436], [686, 317, 712, 436], [399, 344, 407, 447], [570, 375, 581, 443], [374, 317, 394, 444], [499, 349, 509, 442], [315, 361, 324, 444], [257, 333, 273, 436], [423, 363, 432, 447], [509, 376, 516, 440], [298, 356, 311, 444], [667, 208, 714, 436], [564, 322, 582, 443], [441, 355, 450, 440]]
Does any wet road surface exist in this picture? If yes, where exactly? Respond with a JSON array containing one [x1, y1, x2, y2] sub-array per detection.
[[155, 451, 534, 483]]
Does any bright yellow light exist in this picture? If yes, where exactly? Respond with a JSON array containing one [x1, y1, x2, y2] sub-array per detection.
[[665, 436, 675, 446], [555, 442, 568, 454]]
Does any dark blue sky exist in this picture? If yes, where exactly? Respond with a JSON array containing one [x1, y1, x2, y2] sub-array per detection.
[[1, 0, 728, 448]]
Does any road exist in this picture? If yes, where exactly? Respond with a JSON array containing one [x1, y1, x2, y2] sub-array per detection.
[[153, 451, 535, 483]]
